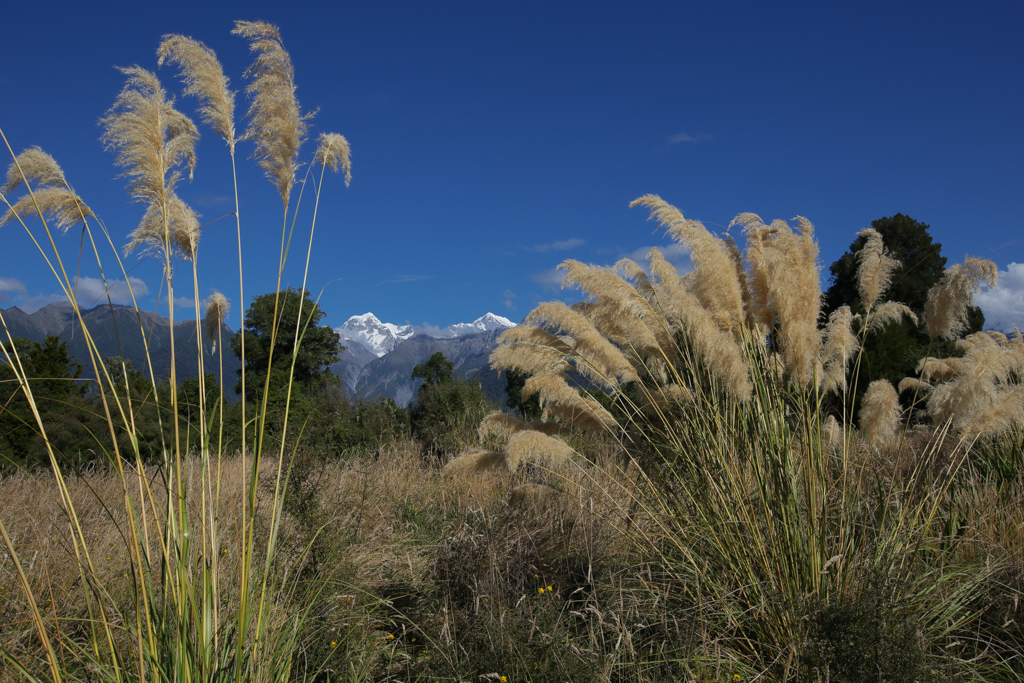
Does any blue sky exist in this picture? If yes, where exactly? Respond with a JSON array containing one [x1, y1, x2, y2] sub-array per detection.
[[1, 0, 1022, 332]]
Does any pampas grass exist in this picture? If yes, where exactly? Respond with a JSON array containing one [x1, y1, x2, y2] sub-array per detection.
[[232, 20, 309, 205], [924, 255, 999, 341], [443, 449, 509, 476], [313, 132, 352, 186], [859, 379, 901, 447], [157, 34, 236, 149], [1, 148, 94, 231], [504, 429, 573, 472]]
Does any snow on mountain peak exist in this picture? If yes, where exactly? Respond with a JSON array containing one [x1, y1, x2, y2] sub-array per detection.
[[336, 311, 516, 355]]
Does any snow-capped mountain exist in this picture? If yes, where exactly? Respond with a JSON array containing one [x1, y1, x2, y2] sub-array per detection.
[[336, 312, 515, 357], [332, 312, 517, 404], [438, 313, 516, 338], [336, 313, 416, 357]]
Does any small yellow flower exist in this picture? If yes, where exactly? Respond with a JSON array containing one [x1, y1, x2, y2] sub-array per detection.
[[538, 587, 544, 594], [330, 641, 337, 648], [734, 676, 741, 681], [387, 633, 394, 639], [500, 677, 507, 683], [547, 586, 553, 592]]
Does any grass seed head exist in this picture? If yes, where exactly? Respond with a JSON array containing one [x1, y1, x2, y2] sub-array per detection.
[[232, 20, 310, 205], [157, 34, 236, 147], [314, 132, 352, 186]]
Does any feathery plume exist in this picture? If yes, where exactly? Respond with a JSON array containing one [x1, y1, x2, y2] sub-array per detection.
[[859, 380, 901, 447], [3, 147, 66, 194], [1, 187, 94, 232], [867, 301, 918, 333], [490, 342, 570, 378], [505, 429, 573, 472], [923, 256, 998, 341], [126, 194, 200, 263], [526, 300, 639, 390], [898, 377, 933, 394], [647, 247, 752, 401], [522, 373, 617, 431], [232, 20, 310, 204], [157, 34, 236, 148], [443, 449, 508, 477], [855, 228, 901, 312], [633, 195, 746, 335], [736, 214, 822, 386], [476, 411, 573, 441], [819, 305, 860, 395], [204, 291, 230, 353], [732, 214, 775, 331], [101, 66, 198, 209], [1, 148, 94, 231], [314, 132, 352, 186], [821, 414, 843, 449], [916, 356, 960, 382]]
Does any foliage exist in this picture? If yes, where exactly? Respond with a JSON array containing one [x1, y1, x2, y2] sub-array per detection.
[[410, 352, 494, 456], [411, 351, 453, 386], [230, 287, 343, 402], [503, 367, 542, 420], [823, 213, 985, 415]]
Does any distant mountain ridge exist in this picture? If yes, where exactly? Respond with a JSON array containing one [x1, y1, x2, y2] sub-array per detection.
[[2, 303, 516, 407], [332, 312, 516, 405], [0, 301, 240, 391]]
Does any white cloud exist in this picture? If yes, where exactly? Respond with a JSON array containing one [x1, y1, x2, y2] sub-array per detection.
[[667, 132, 713, 145], [17, 293, 66, 313], [528, 238, 586, 253], [530, 268, 565, 291], [503, 288, 517, 310], [976, 262, 1024, 333], [73, 276, 149, 307], [0, 277, 27, 304], [381, 275, 431, 284]]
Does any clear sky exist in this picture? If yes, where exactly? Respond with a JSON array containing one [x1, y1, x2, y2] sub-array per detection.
[[1, 0, 1022, 333]]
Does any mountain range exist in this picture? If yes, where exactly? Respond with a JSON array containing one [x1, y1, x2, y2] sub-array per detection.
[[332, 312, 515, 405], [2, 304, 516, 407], [0, 301, 240, 390]]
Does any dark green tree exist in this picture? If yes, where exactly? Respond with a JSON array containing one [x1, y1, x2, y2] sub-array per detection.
[[412, 351, 454, 387], [504, 368, 542, 420], [823, 214, 984, 415], [0, 335, 93, 468], [410, 351, 493, 455], [230, 288, 343, 403]]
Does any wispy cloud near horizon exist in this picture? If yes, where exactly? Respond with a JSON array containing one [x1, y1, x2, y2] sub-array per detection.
[[526, 238, 586, 253], [667, 132, 713, 145], [381, 275, 432, 284]]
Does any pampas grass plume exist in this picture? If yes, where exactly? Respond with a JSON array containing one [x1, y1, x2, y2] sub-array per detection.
[[101, 66, 198, 208], [232, 20, 309, 205], [633, 195, 746, 335], [860, 380, 901, 447], [204, 292, 230, 352], [314, 132, 352, 186], [157, 34, 236, 148], [923, 257, 998, 341], [443, 450, 508, 477], [505, 429, 573, 472], [1, 149, 94, 231], [855, 228, 900, 311]]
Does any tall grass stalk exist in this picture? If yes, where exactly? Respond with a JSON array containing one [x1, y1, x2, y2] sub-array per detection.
[[0, 21, 347, 683]]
